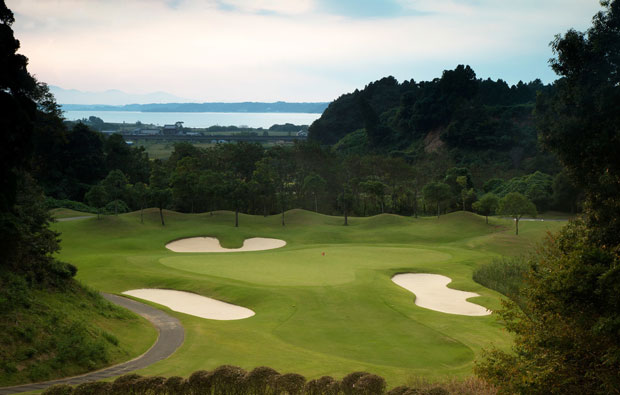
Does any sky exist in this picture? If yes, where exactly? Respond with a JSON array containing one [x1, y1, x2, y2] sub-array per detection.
[[9, 0, 603, 103]]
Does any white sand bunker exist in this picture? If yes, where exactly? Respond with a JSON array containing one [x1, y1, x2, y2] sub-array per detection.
[[392, 273, 491, 316], [166, 237, 286, 253], [122, 289, 255, 320]]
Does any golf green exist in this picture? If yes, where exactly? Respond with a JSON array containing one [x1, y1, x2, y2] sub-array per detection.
[[52, 208, 565, 386]]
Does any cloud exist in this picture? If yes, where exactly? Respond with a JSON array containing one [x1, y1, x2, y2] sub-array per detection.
[[216, 0, 314, 15], [7, 0, 604, 101]]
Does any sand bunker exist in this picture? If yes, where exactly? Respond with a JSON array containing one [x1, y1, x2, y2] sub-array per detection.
[[166, 237, 286, 253], [122, 289, 255, 320], [392, 273, 491, 316]]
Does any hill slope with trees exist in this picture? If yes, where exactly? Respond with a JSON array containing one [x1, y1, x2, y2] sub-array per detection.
[[0, 1, 154, 385]]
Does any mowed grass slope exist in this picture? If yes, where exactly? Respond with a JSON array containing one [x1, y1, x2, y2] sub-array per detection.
[[52, 209, 564, 386]]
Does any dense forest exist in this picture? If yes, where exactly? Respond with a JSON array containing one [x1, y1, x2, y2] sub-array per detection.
[[36, 67, 579, 222]]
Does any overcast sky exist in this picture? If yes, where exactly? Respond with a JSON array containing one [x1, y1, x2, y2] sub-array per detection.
[[9, 0, 602, 102]]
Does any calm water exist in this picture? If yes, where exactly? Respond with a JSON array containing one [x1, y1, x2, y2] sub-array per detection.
[[63, 111, 322, 128]]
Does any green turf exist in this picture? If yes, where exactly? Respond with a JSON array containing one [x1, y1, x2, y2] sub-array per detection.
[[50, 208, 94, 219], [51, 208, 564, 386]]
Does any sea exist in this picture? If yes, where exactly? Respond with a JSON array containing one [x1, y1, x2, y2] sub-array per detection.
[[62, 110, 322, 129]]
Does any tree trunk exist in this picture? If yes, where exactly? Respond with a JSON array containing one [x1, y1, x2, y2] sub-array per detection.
[[436, 202, 440, 218], [159, 207, 165, 226], [414, 189, 418, 218], [485, 215, 488, 224], [281, 209, 285, 226], [140, 205, 144, 224], [114, 200, 118, 216], [314, 193, 318, 213], [235, 208, 239, 227], [344, 207, 348, 226], [515, 217, 519, 235]]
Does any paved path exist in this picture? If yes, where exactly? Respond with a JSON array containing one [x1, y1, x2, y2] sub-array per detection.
[[0, 293, 184, 395]]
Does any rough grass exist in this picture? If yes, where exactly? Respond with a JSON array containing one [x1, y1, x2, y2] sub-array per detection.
[[0, 282, 156, 386], [50, 209, 563, 387], [472, 256, 529, 306]]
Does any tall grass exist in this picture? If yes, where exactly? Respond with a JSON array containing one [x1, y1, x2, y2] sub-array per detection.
[[473, 256, 528, 306]]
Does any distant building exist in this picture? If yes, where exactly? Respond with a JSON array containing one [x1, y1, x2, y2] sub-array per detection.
[[139, 129, 161, 135], [296, 131, 308, 137], [162, 125, 178, 135], [162, 121, 185, 135]]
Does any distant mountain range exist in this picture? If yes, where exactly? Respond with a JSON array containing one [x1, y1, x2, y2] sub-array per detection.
[[51, 86, 329, 113], [61, 102, 329, 114], [50, 86, 189, 105]]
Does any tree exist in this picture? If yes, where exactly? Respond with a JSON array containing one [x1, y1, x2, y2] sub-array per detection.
[[101, 170, 128, 216], [265, 147, 295, 226], [456, 176, 470, 211], [552, 170, 580, 213], [171, 157, 200, 213], [359, 178, 388, 214], [477, 3, 620, 392], [303, 173, 326, 213], [472, 193, 499, 224], [536, 0, 620, 245], [338, 185, 354, 226], [85, 184, 107, 220], [149, 161, 172, 226], [444, 167, 473, 210], [497, 192, 536, 235], [422, 182, 452, 217], [251, 160, 276, 217], [0, 0, 76, 283], [131, 182, 149, 223], [224, 172, 248, 228]]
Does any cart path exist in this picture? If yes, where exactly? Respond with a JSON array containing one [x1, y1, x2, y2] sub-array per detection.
[[0, 293, 184, 395]]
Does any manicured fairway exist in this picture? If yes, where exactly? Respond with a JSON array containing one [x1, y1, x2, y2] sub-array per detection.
[[52, 209, 564, 386]]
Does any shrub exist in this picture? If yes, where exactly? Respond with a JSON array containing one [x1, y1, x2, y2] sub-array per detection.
[[45, 197, 97, 213], [387, 385, 418, 394], [244, 366, 280, 395], [188, 370, 212, 394], [305, 376, 339, 395], [104, 199, 129, 215], [273, 372, 306, 395], [42, 384, 74, 395], [208, 365, 247, 395], [72, 381, 112, 395], [353, 373, 386, 395], [340, 372, 370, 395], [164, 376, 188, 394], [112, 373, 143, 394], [134, 376, 166, 394]]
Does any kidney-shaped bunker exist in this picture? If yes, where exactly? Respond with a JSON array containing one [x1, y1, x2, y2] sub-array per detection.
[[392, 273, 491, 316], [122, 289, 255, 320], [166, 237, 286, 252]]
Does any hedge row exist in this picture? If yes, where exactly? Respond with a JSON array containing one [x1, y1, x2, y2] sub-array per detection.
[[42, 365, 455, 395]]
